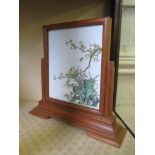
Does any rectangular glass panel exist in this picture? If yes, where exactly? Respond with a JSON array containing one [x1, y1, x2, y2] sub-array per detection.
[[48, 25, 103, 109]]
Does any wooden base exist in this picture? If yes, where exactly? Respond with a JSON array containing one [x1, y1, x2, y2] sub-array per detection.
[[30, 100, 126, 147], [87, 124, 126, 147], [30, 107, 51, 119]]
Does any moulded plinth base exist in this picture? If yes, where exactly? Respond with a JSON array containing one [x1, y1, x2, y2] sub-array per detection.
[[30, 100, 126, 147], [30, 107, 51, 119], [87, 123, 126, 147]]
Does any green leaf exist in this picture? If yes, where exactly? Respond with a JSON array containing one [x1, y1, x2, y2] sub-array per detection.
[[80, 57, 84, 61]]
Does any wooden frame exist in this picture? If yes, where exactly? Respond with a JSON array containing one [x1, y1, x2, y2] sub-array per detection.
[[30, 17, 126, 147]]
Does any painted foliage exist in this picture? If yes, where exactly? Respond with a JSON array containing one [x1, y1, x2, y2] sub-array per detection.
[[53, 39, 102, 108]]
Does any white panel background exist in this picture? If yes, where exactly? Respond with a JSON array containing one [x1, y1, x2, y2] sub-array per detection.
[[48, 25, 103, 109]]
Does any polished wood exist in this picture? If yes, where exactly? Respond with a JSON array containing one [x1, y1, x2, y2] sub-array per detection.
[[30, 106, 51, 119], [30, 17, 126, 147]]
